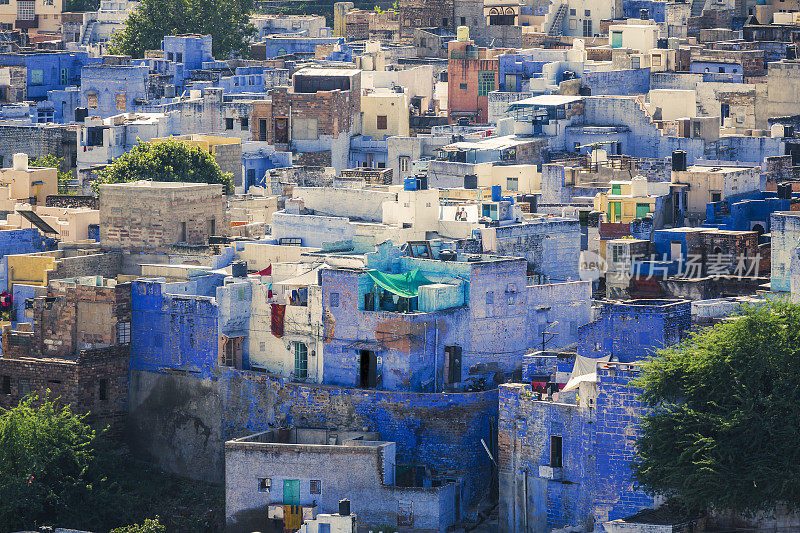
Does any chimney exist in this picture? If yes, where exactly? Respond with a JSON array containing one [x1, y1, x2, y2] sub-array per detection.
[[13, 153, 29, 171]]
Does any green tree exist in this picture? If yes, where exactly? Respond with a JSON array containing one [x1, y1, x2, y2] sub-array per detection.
[[0, 394, 102, 531], [30, 154, 74, 195], [95, 138, 233, 194], [633, 302, 800, 515], [108, 0, 256, 59], [111, 517, 167, 533]]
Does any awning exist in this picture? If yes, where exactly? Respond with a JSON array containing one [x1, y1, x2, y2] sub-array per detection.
[[562, 354, 611, 392], [366, 268, 433, 298], [274, 265, 325, 287], [345, 340, 386, 351]]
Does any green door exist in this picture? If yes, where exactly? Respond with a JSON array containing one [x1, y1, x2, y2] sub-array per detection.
[[635, 203, 651, 218], [610, 202, 622, 222], [283, 479, 300, 505]]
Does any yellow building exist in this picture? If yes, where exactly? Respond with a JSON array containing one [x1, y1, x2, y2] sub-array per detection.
[[594, 177, 656, 223], [361, 89, 410, 138]]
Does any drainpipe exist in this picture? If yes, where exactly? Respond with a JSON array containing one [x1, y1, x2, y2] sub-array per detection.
[[523, 467, 528, 532], [434, 317, 439, 392]]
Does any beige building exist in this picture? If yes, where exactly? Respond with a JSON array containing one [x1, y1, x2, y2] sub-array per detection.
[[0, 0, 62, 36], [99, 181, 229, 249], [6, 206, 99, 242], [0, 153, 58, 209], [671, 164, 762, 220], [361, 89, 410, 138]]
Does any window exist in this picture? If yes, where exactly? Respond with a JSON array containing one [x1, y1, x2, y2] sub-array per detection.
[[176, 53, 183, 63], [478, 71, 495, 96], [377, 115, 388, 130], [711, 192, 722, 203], [582, 18, 592, 37], [569, 8, 576, 15], [241, 116, 248, 129], [550, 435, 563, 468], [294, 342, 308, 379], [459, 83, 468, 90], [442, 18, 448, 26], [115, 92, 126, 111], [611, 184, 621, 195], [225, 118, 234, 130], [460, 16, 466, 25], [486, 291, 494, 305], [652, 54, 662, 67], [720, 103, 730, 118], [30, 69, 44, 86], [0, 0, 9, 5], [718, 67, 725, 73], [310, 480, 321, 494], [87, 92, 98, 109], [167, 52, 174, 61], [292, 117, 319, 140], [18, 379, 30, 397], [1, 375, 9, 395], [258, 478, 272, 492], [584, 9, 590, 15], [507, 177, 518, 191], [60, 67, 68, 85], [399, 156, 410, 173], [260, 342, 266, 351], [179, 221, 187, 242], [17, 1, 35, 20], [99, 378, 108, 401], [329, 292, 339, 307], [117, 321, 130, 344]]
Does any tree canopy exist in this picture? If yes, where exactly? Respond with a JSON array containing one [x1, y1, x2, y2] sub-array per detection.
[[0, 395, 101, 530], [108, 0, 255, 59], [632, 302, 800, 515], [30, 154, 73, 195], [0, 394, 223, 531], [95, 138, 233, 194]]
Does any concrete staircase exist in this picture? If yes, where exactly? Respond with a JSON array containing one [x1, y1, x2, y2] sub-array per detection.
[[81, 21, 97, 45], [547, 3, 569, 36]]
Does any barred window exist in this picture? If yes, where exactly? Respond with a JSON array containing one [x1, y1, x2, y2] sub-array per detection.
[[117, 321, 130, 344], [478, 71, 495, 96]]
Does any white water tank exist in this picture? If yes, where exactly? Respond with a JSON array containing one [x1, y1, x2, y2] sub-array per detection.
[[13, 153, 28, 171], [457, 26, 470, 42], [631, 175, 648, 197]]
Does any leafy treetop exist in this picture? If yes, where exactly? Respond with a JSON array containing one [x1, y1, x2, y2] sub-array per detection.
[[633, 302, 800, 515], [108, 0, 255, 59], [94, 138, 233, 194]]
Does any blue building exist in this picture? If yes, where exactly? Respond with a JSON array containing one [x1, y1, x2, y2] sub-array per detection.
[[242, 142, 292, 191], [499, 361, 655, 532], [622, 0, 666, 22], [80, 59, 149, 118], [704, 189, 795, 235], [255, 35, 342, 58], [0, 228, 57, 292], [162, 34, 213, 71], [577, 299, 691, 362], [0, 51, 97, 101]]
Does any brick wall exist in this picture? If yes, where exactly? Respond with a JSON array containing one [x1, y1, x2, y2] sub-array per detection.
[[99, 183, 229, 249], [0, 334, 130, 434], [45, 195, 99, 209], [270, 84, 360, 141]]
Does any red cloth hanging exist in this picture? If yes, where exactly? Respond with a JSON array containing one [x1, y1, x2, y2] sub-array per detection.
[[255, 264, 272, 276], [271, 303, 285, 338]]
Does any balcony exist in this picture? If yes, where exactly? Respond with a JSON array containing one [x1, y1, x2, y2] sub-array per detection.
[[15, 16, 39, 29]]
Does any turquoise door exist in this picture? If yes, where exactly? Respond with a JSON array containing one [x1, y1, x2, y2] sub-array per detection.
[[283, 479, 300, 505]]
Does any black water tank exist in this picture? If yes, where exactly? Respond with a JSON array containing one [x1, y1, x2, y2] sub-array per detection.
[[640, 8, 649, 19], [231, 261, 247, 278], [672, 150, 687, 172], [339, 499, 351, 516], [457, 117, 470, 126], [785, 125, 794, 138], [779, 183, 793, 199], [75, 107, 88, 122], [464, 174, 478, 189], [439, 249, 458, 261], [788, 45, 797, 60], [657, 38, 668, 49], [416, 175, 428, 190]]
